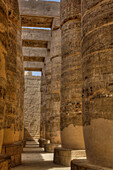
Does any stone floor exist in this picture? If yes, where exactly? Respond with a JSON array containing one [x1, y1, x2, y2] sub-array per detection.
[[12, 141, 70, 170]]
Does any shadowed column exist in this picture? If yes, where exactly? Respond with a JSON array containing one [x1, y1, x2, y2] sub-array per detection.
[[0, 0, 8, 154]]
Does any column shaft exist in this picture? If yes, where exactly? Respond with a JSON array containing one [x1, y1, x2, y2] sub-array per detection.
[[82, 0, 113, 168]]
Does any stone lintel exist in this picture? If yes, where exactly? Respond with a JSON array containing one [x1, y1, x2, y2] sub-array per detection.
[[44, 144, 61, 153], [24, 61, 44, 72], [18, 0, 60, 18], [22, 29, 51, 42], [22, 29, 51, 47], [71, 159, 112, 170], [24, 56, 45, 62], [23, 47, 47, 59], [54, 147, 86, 167], [21, 15, 53, 28], [22, 39, 48, 48]]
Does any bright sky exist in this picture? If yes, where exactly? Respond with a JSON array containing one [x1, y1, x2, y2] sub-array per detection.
[[43, 0, 60, 1], [25, 71, 41, 76]]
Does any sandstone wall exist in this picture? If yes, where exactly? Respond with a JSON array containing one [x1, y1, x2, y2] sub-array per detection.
[[24, 72, 41, 142]]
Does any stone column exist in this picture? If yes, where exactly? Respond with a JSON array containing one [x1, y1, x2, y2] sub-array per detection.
[[39, 66, 50, 147], [0, 0, 8, 154], [45, 47, 52, 141], [72, 1, 113, 169], [0, 2, 11, 169], [44, 17, 61, 153], [54, 0, 86, 167], [40, 68, 46, 140], [39, 45, 51, 147], [2, 0, 23, 167]]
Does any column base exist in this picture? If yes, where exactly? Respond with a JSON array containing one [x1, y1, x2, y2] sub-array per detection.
[[54, 147, 86, 167], [38, 139, 50, 148], [44, 143, 61, 153], [2, 141, 23, 167], [71, 159, 111, 170], [0, 154, 11, 170]]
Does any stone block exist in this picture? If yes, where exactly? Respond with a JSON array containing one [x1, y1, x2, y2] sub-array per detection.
[[38, 139, 50, 148], [44, 144, 61, 153], [0, 154, 11, 170], [71, 159, 112, 170], [54, 147, 86, 167], [2, 142, 23, 167]]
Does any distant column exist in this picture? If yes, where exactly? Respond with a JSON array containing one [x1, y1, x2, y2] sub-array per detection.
[[40, 67, 46, 140], [44, 17, 61, 153], [45, 48, 52, 141]]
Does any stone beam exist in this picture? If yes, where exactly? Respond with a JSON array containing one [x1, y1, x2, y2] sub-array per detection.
[[18, 0, 60, 17], [24, 61, 44, 72], [23, 47, 47, 62], [18, 0, 60, 27], [22, 28, 51, 48], [24, 56, 45, 62], [21, 16, 53, 28]]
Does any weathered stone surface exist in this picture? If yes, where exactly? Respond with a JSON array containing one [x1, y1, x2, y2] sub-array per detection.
[[3, 0, 24, 146], [24, 61, 44, 71], [71, 159, 112, 170], [54, 148, 86, 167], [22, 29, 51, 48], [50, 17, 61, 144], [23, 47, 47, 62], [40, 67, 46, 139], [38, 139, 50, 148], [45, 50, 52, 140], [24, 72, 41, 142], [60, 0, 84, 149], [21, 15, 53, 28], [0, 155, 11, 170], [82, 0, 113, 168], [16, 13, 24, 143], [18, 0, 60, 27], [0, 0, 8, 153], [2, 142, 23, 167], [22, 28, 51, 43], [18, 0, 60, 17], [44, 144, 61, 153]]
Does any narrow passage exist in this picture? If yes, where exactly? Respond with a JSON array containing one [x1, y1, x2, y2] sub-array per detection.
[[13, 142, 70, 170]]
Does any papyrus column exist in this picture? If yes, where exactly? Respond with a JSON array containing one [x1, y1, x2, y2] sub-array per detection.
[[3, 0, 21, 145], [40, 67, 46, 139], [50, 17, 61, 144], [45, 48, 52, 140], [82, 0, 113, 168], [60, 0, 84, 149]]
